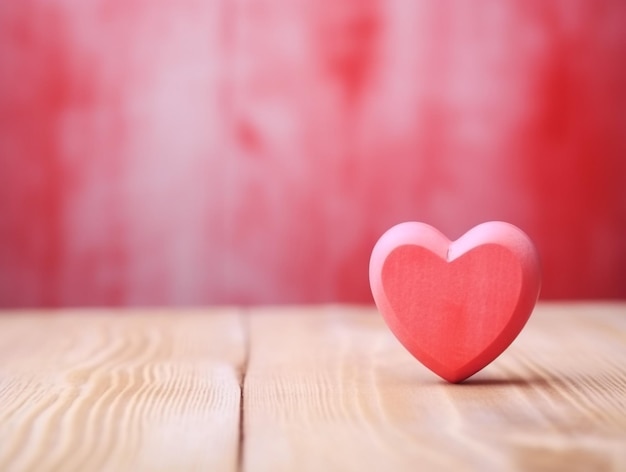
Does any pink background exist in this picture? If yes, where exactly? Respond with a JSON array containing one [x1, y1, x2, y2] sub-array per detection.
[[1, 1, 625, 307]]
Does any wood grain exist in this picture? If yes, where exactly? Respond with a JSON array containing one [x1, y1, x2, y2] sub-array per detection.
[[0, 309, 246, 472], [1, 304, 625, 472], [243, 303, 626, 472]]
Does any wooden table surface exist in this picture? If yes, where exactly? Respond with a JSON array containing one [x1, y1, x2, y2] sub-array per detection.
[[0, 303, 625, 472]]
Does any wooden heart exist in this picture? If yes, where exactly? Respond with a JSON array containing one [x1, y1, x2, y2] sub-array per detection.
[[369, 222, 541, 383]]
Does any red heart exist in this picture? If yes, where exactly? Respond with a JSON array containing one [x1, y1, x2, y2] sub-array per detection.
[[369, 222, 541, 383]]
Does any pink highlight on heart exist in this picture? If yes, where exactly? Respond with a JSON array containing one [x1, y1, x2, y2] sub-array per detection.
[[370, 222, 541, 383]]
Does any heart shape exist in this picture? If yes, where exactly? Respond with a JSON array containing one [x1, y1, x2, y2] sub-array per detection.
[[369, 221, 541, 383]]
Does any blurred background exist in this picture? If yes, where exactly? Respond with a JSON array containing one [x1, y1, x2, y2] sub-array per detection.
[[0, 0, 625, 307]]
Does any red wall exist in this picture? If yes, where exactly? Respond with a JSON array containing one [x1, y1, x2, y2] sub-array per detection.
[[1, 1, 625, 306]]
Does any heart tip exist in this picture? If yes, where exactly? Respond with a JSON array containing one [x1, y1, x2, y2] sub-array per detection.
[[444, 378, 467, 384], [440, 373, 473, 384]]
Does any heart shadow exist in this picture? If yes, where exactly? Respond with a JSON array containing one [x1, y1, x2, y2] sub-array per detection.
[[448, 376, 552, 387]]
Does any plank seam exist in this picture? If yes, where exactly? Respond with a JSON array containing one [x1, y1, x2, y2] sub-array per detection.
[[237, 308, 250, 472]]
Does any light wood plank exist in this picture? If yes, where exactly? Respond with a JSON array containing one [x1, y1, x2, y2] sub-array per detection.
[[0, 309, 245, 472], [243, 303, 626, 472]]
